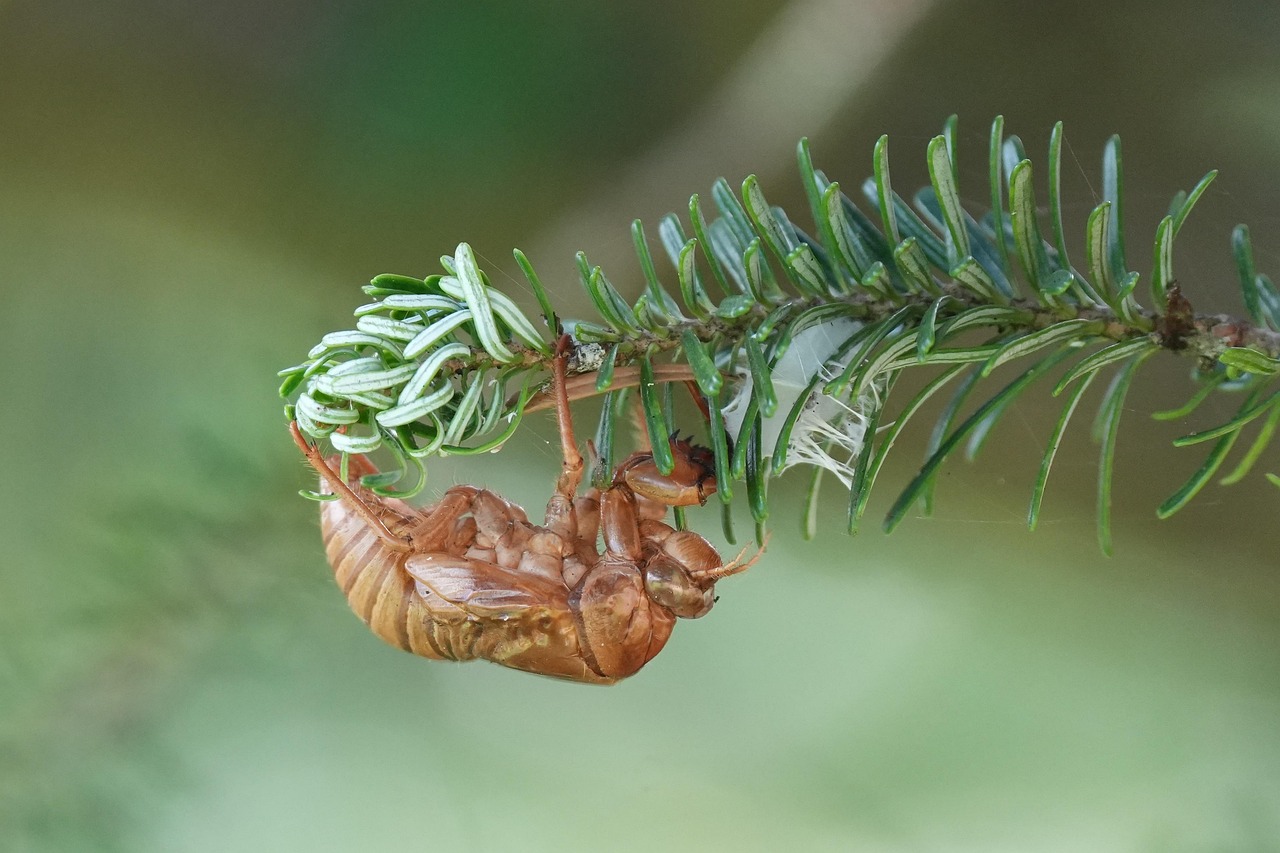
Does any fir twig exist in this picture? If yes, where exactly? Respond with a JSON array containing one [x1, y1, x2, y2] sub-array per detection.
[[280, 117, 1280, 550]]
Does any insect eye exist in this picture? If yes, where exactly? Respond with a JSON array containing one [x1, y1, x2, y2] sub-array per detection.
[[644, 558, 713, 618]]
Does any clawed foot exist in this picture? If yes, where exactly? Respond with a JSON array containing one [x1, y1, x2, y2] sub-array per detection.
[[692, 532, 770, 584]]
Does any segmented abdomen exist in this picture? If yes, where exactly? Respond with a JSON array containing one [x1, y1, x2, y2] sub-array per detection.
[[319, 485, 469, 661]]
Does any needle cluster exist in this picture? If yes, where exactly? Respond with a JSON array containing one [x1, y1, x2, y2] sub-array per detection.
[[280, 117, 1280, 553]]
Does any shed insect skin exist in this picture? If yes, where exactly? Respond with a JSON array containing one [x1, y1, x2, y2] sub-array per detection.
[[291, 339, 761, 683]]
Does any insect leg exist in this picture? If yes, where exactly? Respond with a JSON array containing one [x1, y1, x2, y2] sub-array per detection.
[[691, 533, 771, 583], [404, 486, 481, 550], [290, 421, 412, 553], [552, 334, 584, 500], [683, 379, 712, 425], [544, 335, 585, 540]]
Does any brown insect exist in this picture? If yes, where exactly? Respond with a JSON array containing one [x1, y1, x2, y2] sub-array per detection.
[[290, 340, 760, 683]]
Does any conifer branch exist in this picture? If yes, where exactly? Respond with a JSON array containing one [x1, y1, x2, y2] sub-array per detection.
[[280, 117, 1280, 551]]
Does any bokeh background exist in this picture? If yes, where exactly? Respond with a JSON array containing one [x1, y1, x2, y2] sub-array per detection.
[[3, 0, 1279, 850]]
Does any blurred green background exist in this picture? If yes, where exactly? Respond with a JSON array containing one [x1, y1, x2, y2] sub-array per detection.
[[3, 0, 1279, 850]]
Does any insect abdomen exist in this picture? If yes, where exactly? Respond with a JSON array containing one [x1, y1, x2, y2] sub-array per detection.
[[318, 482, 459, 661]]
